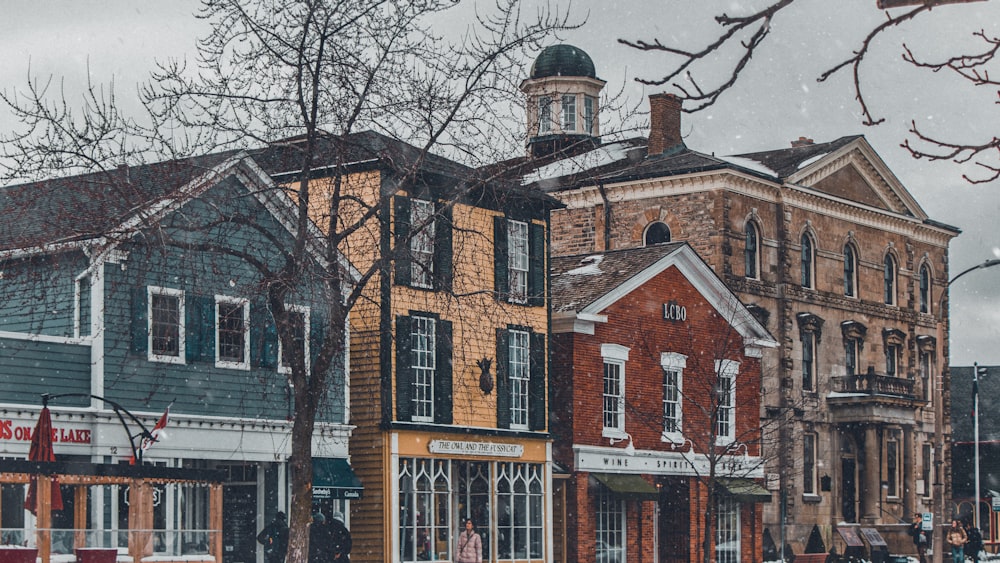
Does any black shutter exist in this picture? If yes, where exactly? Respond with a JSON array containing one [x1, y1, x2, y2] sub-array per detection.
[[434, 204, 453, 292], [251, 303, 278, 369], [309, 312, 326, 367], [494, 216, 509, 300], [529, 332, 546, 431], [186, 295, 214, 363], [394, 196, 412, 287], [396, 315, 414, 422], [527, 222, 546, 307], [130, 287, 148, 355], [496, 328, 511, 429], [434, 319, 453, 425]]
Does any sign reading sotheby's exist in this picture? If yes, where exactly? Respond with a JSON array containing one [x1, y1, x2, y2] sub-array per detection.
[[428, 440, 524, 458]]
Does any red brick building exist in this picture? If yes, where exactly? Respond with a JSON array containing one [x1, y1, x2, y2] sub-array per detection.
[[549, 243, 776, 563]]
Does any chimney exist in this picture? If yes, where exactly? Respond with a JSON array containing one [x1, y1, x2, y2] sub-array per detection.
[[790, 136, 814, 148], [648, 93, 683, 155]]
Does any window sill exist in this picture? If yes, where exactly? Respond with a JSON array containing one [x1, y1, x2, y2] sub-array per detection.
[[802, 494, 822, 504], [603, 429, 628, 440]]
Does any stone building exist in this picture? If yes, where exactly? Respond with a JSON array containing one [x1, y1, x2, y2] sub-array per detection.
[[516, 44, 958, 559]]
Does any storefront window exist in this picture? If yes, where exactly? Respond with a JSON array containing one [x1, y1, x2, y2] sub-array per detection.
[[399, 459, 452, 563], [595, 491, 624, 563], [496, 462, 544, 560], [716, 495, 741, 563]]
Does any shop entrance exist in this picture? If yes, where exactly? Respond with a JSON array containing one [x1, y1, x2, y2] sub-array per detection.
[[658, 477, 690, 563], [221, 464, 258, 563]]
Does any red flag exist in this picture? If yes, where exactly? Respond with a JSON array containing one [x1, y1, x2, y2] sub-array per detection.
[[140, 405, 170, 453]]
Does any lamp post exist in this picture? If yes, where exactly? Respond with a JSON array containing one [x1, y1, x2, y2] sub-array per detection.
[[933, 259, 1000, 563], [973, 363, 987, 530]]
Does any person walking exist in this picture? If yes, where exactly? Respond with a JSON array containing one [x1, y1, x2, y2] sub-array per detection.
[[910, 515, 929, 563], [330, 512, 352, 563], [965, 521, 984, 563], [947, 519, 968, 563], [456, 519, 482, 563], [257, 512, 288, 563], [309, 513, 332, 563]]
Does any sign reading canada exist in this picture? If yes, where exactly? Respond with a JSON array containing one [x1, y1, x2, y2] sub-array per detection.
[[0, 419, 92, 444], [428, 440, 524, 458]]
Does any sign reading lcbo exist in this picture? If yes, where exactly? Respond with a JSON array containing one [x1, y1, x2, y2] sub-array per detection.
[[0, 419, 92, 444], [663, 300, 687, 322]]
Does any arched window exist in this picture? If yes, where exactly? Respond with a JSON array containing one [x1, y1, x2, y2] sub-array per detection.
[[801, 233, 815, 289], [919, 264, 931, 314], [883, 254, 897, 305], [644, 222, 671, 246], [843, 244, 857, 297], [745, 222, 760, 279]]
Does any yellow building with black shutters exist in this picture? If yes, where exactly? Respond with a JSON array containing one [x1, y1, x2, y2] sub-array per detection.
[[260, 131, 559, 563]]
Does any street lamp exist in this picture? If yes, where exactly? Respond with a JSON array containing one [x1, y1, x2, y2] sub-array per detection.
[[932, 258, 1000, 563], [974, 363, 987, 530]]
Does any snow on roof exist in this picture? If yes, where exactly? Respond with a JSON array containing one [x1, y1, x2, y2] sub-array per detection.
[[522, 141, 635, 184], [716, 155, 779, 179], [797, 152, 829, 170], [564, 255, 605, 276]]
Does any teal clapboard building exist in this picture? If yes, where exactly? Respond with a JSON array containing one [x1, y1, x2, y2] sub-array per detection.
[[0, 152, 359, 563]]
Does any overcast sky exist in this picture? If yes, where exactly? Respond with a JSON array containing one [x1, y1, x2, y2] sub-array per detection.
[[3, 0, 999, 366]]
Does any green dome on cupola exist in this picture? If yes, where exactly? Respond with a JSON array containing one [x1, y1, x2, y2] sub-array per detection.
[[529, 44, 596, 79]]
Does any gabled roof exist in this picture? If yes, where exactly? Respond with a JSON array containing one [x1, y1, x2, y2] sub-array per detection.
[[550, 243, 775, 348], [0, 153, 359, 282]]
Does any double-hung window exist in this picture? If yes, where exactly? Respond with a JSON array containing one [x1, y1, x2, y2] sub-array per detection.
[[216, 296, 249, 369], [508, 220, 529, 303], [884, 254, 897, 305], [802, 331, 816, 392], [601, 345, 629, 438], [584, 95, 596, 135], [803, 433, 817, 495], [537, 96, 552, 134], [410, 199, 435, 289], [661, 352, 687, 442], [845, 339, 860, 377], [801, 233, 815, 289], [844, 244, 857, 297], [885, 343, 900, 377], [411, 315, 436, 422], [745, 222, 759, 280], [561, 94, 576, 131], [508, 329, 531, 429], [920, 349, 934, 403], [149, 286, 185, 363], [715, 360, 739, 445]]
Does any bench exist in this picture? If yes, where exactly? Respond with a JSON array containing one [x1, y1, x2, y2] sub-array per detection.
[[795, 553, 830, 563]]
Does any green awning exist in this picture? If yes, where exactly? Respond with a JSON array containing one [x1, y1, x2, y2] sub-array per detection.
[[717, 478, 771, 503], [313, 458, 363, 500], [592, 473, 659, 500]]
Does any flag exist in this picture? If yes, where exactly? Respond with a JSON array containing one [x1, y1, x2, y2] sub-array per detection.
[[141, 404, 171, 453]]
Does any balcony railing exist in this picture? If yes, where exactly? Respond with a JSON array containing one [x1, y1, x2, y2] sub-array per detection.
[[832, 369, 915, 399]]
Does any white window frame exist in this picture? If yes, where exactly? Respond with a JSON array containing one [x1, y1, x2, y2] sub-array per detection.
[[410, 198, 435, 289], [661, 352, 687, 443], [601, 344, 629, 438], [507, 220, 529, 304], [715, 360, 739, 446], [278, 304, 310, 375], [411, 315, 436, 423], [215, 296, 250, 370], [509, 329, 531, 430], [537, 96, 552, 134], [148, 286, 185, 364], [584, 95, 596, 135], [561, 94, 576, 131]]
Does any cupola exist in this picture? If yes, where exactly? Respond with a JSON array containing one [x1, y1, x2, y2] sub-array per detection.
[[520, 44, 606, 158]]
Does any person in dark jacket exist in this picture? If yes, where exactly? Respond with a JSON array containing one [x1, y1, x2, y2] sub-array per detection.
[[309, 513, 332, 563], [330, 512, 352, 563], [910, 515, 929, 563], [257, 512, 288, 563], [965, 522, 984, 563]]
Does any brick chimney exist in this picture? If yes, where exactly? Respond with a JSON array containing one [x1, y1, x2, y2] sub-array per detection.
[[790, 136, 814, 148], [648, 93, 683, 155]]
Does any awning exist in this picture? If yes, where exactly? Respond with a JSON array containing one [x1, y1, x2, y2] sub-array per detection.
[[312, 458, 363, 500], [716, 478, 771, 503], [592, 473, 659, 500]]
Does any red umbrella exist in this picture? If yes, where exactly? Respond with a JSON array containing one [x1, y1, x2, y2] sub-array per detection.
[[24, 406, 63, 513]]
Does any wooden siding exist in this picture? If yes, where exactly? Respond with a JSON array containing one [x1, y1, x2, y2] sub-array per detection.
[[0, 254, 87, 337], [0, 337, 91, 406]]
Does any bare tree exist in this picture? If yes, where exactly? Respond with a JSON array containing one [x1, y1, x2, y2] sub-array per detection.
[[619, 0, 1000, 183], [0, 1, 577, 562]]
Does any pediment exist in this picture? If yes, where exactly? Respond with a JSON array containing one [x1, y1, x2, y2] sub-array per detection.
[[788, 138, 926, 220]]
